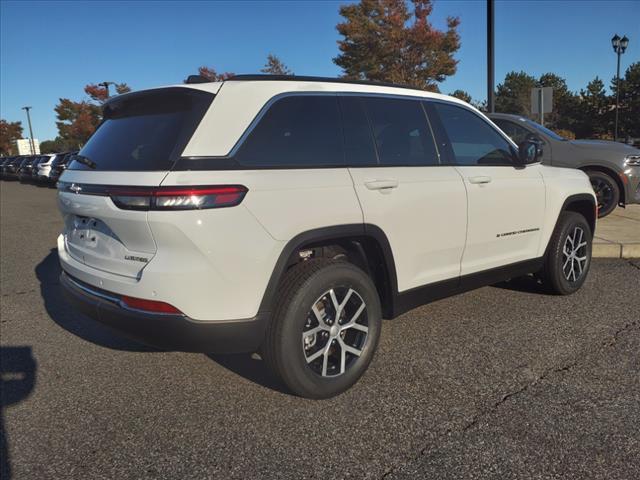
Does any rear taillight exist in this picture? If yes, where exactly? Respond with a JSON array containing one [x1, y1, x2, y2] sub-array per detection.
[[58, 182, 247, 211], [120, 295, 182, 314]]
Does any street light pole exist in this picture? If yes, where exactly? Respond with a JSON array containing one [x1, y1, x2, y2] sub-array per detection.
[[21, 106, 36, 155], [611, 34, 629, 142], [98, 81, 115, 99], [487, 0, 495, 113]]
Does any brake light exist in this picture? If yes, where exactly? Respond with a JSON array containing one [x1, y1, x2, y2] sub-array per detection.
[[109, 185, 248, 211], [120, 295, 182, 314]]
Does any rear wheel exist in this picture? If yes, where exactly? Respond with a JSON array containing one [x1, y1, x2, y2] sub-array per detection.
[[262, 259, 382, 399], [540, 211, 592, 295], [587, 170, 619, 218]]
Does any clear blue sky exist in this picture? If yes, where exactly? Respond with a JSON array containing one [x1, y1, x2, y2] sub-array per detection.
[[1, 0, 638, 141]]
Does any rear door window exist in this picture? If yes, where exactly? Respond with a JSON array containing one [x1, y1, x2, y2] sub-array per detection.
[[234, 95, 344, 167], [362, 97, 439, 166], [338, 96, 378, 166], [69, 88, 213, 171]]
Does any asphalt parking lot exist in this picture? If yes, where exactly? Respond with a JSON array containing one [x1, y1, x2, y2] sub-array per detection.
[[1, 179, 639, 480]]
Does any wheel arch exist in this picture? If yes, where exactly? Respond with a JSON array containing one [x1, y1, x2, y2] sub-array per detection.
[[258, 224, 398, 319], [559, 193, 597, 238], [579, 164, 626, 206]]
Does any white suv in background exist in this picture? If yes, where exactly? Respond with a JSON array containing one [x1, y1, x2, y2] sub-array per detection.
[[57, 75, 596, 398]]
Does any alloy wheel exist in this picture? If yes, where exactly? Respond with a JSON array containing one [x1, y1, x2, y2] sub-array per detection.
[[591, 177, 614, 213], [562, 226, 588, 282], [302, 287, 369, 377]]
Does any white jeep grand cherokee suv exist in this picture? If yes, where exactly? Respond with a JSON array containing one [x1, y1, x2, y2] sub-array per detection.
[[57, 75, 596, 398]]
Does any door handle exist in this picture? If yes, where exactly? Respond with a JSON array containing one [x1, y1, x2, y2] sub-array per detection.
[[468, 176, 492, 184], [364, 179, 399, 191]]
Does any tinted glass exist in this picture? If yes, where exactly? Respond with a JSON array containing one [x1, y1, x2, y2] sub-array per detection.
[[524, 119, 566, 141], [363, 97, 438, 166], [432, 103, 513, 166], [70, 89, 213, 171], [493, 119, 531, 144], [235, 95, 343, 167], [338, 96, 377, 165]]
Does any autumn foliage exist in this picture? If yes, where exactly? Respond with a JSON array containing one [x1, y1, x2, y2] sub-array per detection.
[[84, 83, 131, 104], [53, 80, 131, 150], [261, 54, 293, 75], [197, 67, 235, 82], [0, 119, 24, 156], [334, 0, 460, 91]]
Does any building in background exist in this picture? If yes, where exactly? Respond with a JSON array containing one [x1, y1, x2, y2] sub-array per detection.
[[15, 138, 40, 155]]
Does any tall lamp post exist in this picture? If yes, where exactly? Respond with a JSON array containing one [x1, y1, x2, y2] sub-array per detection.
[[21, 106, 36, 155], [611, 34, 629, 142], [98, 81, 116, 99]]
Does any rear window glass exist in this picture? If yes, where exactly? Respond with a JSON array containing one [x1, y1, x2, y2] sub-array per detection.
[[234, 95, 344, 167], [362, 97, 438, 166], [69, 89, 213, 171]]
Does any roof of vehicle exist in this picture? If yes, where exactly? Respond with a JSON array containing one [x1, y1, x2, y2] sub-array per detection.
[[176, 74, 472, 157], [486, 112, 527, 121]]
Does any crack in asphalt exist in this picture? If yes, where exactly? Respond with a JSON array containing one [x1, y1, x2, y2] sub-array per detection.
[[381, 318, 639, 479]]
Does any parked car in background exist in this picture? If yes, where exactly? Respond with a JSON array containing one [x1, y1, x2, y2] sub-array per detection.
[[3, 156, 24, 178], [0, 157, 13, 178], [17, 156, 38, 182], [49, 151, 77, 183], [35, 154, 57, 182], [488, 113, 640, 217]]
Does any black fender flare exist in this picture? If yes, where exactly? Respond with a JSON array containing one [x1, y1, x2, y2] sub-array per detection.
[[257, 224, 398, 317]]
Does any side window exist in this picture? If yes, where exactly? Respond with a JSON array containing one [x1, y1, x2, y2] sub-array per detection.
[[235, 95, 343, 167], [431, 102, 514, 166], [338, 96, 378, 166], [362, 97, 439, 166], [493, 119, 530, 145]]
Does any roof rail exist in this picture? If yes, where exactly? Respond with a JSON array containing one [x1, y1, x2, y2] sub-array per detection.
[[185, 75, 211, 84], [224, 74, 420, 91]]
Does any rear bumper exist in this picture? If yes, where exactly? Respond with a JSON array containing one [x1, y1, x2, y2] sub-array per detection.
[[60, 271, 268, 353]]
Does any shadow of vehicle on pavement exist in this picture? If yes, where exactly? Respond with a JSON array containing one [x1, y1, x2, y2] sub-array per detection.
[[206, 353, 291, 395], [1, 346, 36, 480], [35, 250, 286, 393], [35, 249, 155, 352], [492, 274, 548, 294]]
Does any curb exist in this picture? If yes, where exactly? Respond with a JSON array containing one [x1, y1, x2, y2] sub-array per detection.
[[593, 242, 640, 259]]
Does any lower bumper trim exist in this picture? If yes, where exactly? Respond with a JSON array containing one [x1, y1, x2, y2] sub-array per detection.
[[60, 272, 268, 353]]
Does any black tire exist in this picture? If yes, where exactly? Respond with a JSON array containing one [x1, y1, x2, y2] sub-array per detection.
[[262, 259, 382, 399], [587, 170, 620, 218], [540, 211, 592, 295]]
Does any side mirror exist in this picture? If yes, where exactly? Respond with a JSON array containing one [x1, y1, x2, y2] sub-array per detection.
[[517, 137, 543, 165]]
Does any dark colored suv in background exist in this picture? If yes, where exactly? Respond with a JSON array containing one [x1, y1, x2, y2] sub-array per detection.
[[488, 113, 640, 217]]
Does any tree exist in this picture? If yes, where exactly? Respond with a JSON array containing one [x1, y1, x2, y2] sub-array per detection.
[[0, 119, 23, 156], [538, 73, 579, 133], [449, 89, 472, 103], [195, 66, 235, 82], [54, 80, 131, 149], [612, 61, 640, 139], [84, 82, 131, 104], [334, 0, 461, 91], [40, 137, 72, 153], [54, 99, 101, 149], [494, 71, 537, 117], [574, 77, 609, 139], [261, 54, 293, 75]]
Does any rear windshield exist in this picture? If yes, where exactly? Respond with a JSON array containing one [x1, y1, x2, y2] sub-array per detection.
[[69, 88, 214, 171]]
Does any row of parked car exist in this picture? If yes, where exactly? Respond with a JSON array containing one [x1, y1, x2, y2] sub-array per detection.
[[0, 152, 78, 185]]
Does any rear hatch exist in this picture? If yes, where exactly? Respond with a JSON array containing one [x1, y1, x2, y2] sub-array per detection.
[[58, 87, 215, 278]]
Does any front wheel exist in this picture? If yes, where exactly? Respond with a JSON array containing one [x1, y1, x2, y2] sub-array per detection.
[[262, 259, 382, 399], [587, 170, 619, 218], [540, 211, 592, 295]]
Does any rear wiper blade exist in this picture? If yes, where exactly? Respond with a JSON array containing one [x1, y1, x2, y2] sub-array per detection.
[[72, 154, 97, 169]]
